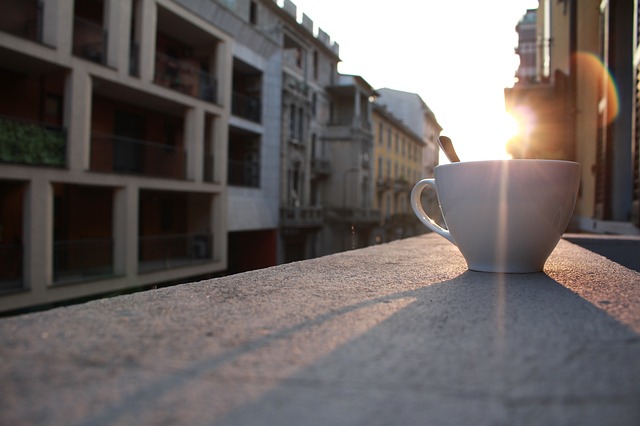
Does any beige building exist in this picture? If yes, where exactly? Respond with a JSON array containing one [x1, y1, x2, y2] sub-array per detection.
[[372, 103, 424, 242], [505, 0, 639, 234], [0, 0, 232, 313]]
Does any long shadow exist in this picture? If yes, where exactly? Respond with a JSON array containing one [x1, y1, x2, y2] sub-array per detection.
[[75, 272, 640, 425], [215, 272, 640, 425]]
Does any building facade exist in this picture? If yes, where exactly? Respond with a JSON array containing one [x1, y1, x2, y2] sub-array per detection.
[[372, 103, 425, 242], [0, 0, 232, 313], [177, 0, 284, 274], [0, 0, 443, 313], [274, 0, 339, 263], [375, 88, 441, 179], [505, 0, 639, 234]]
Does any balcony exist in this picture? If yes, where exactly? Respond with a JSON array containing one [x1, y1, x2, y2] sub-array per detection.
[[154, 52, 218, 103], [311, 158, 331, 178], [1, 235, 639, 424], [0, 0, 42, 43], [90, 133, 186, 180], [326, 207, 381, 225], [138, 232, 213, 274], [228, 160, 259, 188], [280, 206, 323, 229], [393, 178, 410, 193], [0, 241, 22, 292], [203, 153, 215, 183], [53, 238, 114, 284], [73, 16, 107, 64], [232, 92, 261, 123], [376, 177, 392, 192], [0, 115, 66, 167]]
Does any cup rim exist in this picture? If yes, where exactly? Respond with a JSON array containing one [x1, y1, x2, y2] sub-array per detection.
[[435, 159, 580, 169]]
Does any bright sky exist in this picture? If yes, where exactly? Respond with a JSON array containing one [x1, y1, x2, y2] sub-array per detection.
[[287, 0, 539, 162]]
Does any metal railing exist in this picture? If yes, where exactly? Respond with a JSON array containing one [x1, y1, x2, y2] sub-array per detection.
[[228, 159, 260, 187], [138, 232, 213, 273], [0, 115, 66, 167], [203, 153, 215, 183], [154, 52, 218, 103], [327, 208, 381, 224], [232, 92, 261, 123], [280, 206, 324, 228], [90, 133, 186, 179], [311, 158, 331, 177], [73, 16, 107, 64], [53, 238, 113, 283], [129, 41, 140, 77]]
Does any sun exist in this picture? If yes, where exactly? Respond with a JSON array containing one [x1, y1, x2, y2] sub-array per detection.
[[446, 111, 517, 163]]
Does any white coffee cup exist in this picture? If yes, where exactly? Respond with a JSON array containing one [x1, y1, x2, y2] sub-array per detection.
[[411, 160, 581, 273]]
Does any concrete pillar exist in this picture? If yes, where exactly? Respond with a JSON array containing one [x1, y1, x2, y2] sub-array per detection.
[[65, 70, 92, 172], [42, 0, 73, 56], [214, 114, 228, 185], [105, 0, 132, 73], [185, 107, 205, 182], [137, 0, 157, 83], [215, 40, 233, 108], [24, 178, 52, 293], [113, 185, 139, 278]]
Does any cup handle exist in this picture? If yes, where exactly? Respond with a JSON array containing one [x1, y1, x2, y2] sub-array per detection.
[[411, 179, 456, 245]]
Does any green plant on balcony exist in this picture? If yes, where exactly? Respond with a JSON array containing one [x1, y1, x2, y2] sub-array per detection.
[[0, 118, 66, 167]]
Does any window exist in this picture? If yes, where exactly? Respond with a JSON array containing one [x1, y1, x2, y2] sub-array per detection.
[[249, 1, 258, 25], [228, 128, 260, 187], [313, 50, 319, 80], [289, 105, 296, 140]]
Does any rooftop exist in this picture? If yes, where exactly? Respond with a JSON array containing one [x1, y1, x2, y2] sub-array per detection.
[[1, 234, 639, 424]]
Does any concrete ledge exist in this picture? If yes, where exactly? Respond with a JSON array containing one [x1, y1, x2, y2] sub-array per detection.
[[1, 234, 640, 425]]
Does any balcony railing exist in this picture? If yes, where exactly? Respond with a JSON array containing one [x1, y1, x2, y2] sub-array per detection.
[[90, 133, 186, 180], [232, 92, 261, 123], [73, 16, 107, 64], [0, 241, 23, 292], [53, 238, 114, 284], [129, 41, 140, 77], [228, 159, 260, 187], [0, 115, 66, 167], [0, 0, 42, 42], [393, 178, 410, 193], [311, 158, 331, 178], [280, 206, 324, 228], [203, 153, 217, 183], [154, 52, 218, 103], [138, 232, 213, 274], [376, 178, 393, 192], [326, 208, 381, 224]]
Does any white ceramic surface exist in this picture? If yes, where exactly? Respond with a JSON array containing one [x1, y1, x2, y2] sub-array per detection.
[[411, 160, 581, 273]]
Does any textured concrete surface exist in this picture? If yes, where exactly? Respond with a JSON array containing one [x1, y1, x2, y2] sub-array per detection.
[[1, 234, 639, 425], [564, 233, 640, 273]]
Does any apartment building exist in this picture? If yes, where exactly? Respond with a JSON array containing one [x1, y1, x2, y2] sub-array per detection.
[[372, 103, 425, 243], [273, 0, 338, 263], [319, 74, 380, 254], [0, 0, 443, 312], [176, 0, 284, 273], [375, 88, 441, 178], [0, 0, 232, 313], [505, 0, 639, 234]]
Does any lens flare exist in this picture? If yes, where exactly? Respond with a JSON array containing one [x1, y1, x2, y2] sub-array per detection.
[[574, 51, 620, 126]]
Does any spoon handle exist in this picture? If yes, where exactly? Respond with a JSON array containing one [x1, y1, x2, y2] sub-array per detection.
[[438, 136, 461, 163]]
